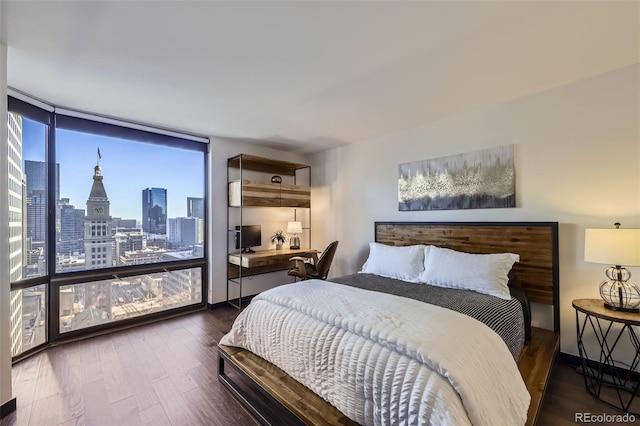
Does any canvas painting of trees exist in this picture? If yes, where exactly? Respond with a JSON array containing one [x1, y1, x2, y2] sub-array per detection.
[[398, 145, 515, 211]]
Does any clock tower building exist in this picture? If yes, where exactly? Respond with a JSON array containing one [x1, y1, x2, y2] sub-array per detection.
[[84, 164, 114, 270]]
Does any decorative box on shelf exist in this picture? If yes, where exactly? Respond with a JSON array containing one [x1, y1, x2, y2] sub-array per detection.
[[228, 179, 310, 208]]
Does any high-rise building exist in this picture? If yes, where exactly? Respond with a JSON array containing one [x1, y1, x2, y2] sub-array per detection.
[[25, 161, 58, 251], [168, 217, 203, 249], [120, 250, 163, 266], [26, 189, 46, 243], [9, 288, 22, 357], [196, 219, 204, 245], [83, 162, 114, 317], [8, 113, 23, 283], [84, 164, 114, 269], [115, 230, 144, 265], [59, 198, 85, 255], [158, 265, 201, 305], [7, 111, 24, 357], [112, 218, 137, 230], [25, 160, 60, 201], [187, 197, 204, 219], [142, 187, 167, 235]]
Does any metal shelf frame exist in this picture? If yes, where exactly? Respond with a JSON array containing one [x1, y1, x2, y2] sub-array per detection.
[[226, 154, 311, 309]]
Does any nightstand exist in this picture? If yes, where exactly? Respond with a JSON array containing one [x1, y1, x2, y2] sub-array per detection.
[[573, 298, 640, 414]]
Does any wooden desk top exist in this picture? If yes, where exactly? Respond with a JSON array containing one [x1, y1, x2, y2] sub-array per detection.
[[572, 298, 640, 326], [229, 248, 319, 269]]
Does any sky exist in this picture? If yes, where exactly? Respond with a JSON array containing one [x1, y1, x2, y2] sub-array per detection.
[[22, 118, 205, 220]]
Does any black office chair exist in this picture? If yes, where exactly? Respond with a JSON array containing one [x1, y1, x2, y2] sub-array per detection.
[[288, 241, 339, 281]]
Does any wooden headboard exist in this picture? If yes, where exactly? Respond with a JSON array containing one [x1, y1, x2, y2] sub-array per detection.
[[375, 222, 559, 331]]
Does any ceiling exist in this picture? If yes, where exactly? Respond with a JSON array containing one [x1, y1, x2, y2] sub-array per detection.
[[2, 1, 638, 153]]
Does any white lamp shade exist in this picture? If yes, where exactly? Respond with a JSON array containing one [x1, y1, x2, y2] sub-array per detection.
[[584, 228, 640, 267], [287, 221, 303, 234]]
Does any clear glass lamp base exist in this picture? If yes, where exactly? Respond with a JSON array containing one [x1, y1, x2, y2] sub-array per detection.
[[600, 266, 640, 313], [289, 235, 301, 250]]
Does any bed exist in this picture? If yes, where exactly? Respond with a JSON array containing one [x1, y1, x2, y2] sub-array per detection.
[[218, 222, 560, 425]]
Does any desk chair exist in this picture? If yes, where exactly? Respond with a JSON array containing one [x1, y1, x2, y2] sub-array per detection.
[[288, 241, 339, 281]]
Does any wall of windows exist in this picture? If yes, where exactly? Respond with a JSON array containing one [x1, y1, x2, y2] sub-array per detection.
[[7, 95, 208, 360]]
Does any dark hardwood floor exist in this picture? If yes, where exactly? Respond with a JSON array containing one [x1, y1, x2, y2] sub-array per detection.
[[0, 306, 636, 426], [537, 359, 640, 425]]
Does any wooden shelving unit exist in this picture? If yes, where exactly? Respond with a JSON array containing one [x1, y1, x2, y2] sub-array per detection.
[[228, 180, 310, 208], [226, 154, 311, 309]]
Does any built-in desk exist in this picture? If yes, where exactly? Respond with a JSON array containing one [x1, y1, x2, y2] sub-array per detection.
[[228, 248, 319, 278]]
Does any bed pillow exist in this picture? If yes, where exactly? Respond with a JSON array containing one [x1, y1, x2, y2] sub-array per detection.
[[418, 246, 519, 300], [359, 242, 425, 283]]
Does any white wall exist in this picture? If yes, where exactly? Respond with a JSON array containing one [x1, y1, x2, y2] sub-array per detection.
[[309, 65, 640, 357], [0, 42, 14, 412], [207, 137, 308, 304]]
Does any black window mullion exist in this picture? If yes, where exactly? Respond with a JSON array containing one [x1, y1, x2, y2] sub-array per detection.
[[49, 259, 207, 287], [47, 114, 58, 343], [9, 276, 48, 291]]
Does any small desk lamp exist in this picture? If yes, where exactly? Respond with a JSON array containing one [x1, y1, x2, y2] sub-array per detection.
[[287, 221, 302, 250], [584, 223, 640, 312]]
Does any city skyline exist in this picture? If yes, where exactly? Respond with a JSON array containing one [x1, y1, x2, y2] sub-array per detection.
[[22, 118, 205, 220], [10, 114, 204, 358]]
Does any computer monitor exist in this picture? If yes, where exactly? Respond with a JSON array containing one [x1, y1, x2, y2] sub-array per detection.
[[235, 225, 261, 253]]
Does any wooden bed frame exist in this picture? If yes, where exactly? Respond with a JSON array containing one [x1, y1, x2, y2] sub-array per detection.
[[219, 221, 560, 425]]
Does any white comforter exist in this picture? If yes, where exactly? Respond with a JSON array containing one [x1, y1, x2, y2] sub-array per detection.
[[220, 280, 530, 425]]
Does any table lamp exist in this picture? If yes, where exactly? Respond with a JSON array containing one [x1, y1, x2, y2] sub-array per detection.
[[287, 221, 302, 250], [584, 223, 640, 312]]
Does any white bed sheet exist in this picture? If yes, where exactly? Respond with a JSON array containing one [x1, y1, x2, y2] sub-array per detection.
[[220, 280, 530, 425]]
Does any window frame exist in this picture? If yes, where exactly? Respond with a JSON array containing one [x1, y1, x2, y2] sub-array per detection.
[[8, 94, 209, 361]]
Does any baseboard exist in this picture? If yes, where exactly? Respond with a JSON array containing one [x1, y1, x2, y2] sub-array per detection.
[[1, 398, 16, 419], [559, 352, 640, 382], [208, 294, 256, 310], [559, 352, 581, 366]]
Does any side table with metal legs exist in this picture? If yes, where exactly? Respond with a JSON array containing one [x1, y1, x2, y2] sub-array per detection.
[[573, 298, 640, 414]]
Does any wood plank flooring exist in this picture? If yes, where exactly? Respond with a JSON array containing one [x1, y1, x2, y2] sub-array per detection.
[[1, 307, 257, 426], [0, 306, 636, 426]]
